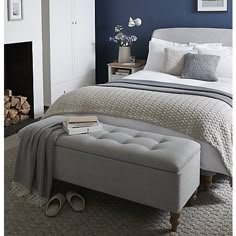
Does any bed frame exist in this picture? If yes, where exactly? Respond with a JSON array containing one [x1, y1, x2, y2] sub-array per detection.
[[152, 28, 232, 46]]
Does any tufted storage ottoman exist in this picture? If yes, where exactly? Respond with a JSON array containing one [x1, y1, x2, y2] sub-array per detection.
[[54, 123, 200, 231]]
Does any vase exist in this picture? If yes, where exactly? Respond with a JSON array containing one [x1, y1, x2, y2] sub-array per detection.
[[118, 46, 131, 63]]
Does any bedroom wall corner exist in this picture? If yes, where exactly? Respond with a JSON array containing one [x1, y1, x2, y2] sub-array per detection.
[[95, 0, 232, 84]]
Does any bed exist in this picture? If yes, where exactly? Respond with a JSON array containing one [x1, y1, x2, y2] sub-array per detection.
[[12, 28, 232, 207], [45, 28, 232, 177]]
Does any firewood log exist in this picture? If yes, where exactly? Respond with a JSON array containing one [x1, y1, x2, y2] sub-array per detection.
[[11, 96, 20, 107], [22, 101, 31, 109], [8, 109, 18, 119], [4, 89, 12, 97], [20, 108, 30, 115], [4, 101, 11, 110], [19, 96, 27, 105], [4, 92, 31, 126], [12, 115, 20, 125], [16, 102, 22, 110], [4, 96, 10, 103], [4, 108, 8, 120], [4, 118, 12, 127], [4, 108, 8, 115], [20, 114, 30, 121]]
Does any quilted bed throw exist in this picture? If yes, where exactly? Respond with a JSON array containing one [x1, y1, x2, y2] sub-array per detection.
[[45, 84, 232, 176]]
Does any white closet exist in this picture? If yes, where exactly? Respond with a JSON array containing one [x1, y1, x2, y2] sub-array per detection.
[[42, 0, 95, 106]]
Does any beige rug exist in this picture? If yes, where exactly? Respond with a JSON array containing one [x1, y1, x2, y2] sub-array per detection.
[[5, 135, 232, 236]]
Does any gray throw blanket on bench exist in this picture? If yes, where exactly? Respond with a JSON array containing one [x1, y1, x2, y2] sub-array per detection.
[[11, 116, 65, 207]]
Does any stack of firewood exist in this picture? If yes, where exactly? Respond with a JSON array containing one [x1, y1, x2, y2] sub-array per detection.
[[4, 89, 31, 127]]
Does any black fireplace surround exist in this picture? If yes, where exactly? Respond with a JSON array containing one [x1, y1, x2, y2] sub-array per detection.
[[4, 41, 34, 118]]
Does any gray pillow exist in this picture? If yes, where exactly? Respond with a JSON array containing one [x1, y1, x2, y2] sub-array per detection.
[[181, 53, 220, 81]]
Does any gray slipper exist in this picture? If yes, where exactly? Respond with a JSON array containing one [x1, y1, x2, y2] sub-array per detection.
[[66, 191, 86, 212], [45, 193, 65, 217]]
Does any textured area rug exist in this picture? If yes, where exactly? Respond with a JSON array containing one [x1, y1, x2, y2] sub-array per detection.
[[5, 135, 232, 236], [4, 117, 41, 138]]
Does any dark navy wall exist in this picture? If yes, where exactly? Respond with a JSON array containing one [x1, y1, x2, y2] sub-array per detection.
[[95, 0, 232, 84]]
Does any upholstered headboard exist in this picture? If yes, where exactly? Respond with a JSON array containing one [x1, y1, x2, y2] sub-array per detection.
[[152, 28, 232, 46]]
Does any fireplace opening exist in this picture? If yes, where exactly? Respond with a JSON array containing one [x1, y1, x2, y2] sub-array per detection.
[[4, 41, 34, 125]]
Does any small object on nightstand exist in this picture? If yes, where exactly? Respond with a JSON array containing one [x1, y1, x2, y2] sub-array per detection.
[[107, 60, 146, 82], [129, 56, 136, 65]]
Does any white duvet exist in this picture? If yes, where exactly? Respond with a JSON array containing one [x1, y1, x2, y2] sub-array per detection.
[[124, 70, 232, 95]]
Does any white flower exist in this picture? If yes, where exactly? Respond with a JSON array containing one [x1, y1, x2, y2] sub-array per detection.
[[109, 24, 138, 47]]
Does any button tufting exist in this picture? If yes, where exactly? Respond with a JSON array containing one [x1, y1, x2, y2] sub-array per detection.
[[150, 144, 160, 150], [109, 130, 116, 133], [159, 139, 167, 143]]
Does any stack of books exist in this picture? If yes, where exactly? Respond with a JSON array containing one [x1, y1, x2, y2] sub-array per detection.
[[115, 69, 130, 76], [63, 115, 102, 135]]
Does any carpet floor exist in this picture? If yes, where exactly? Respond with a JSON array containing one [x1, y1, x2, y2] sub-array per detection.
[[5, 135, 232, 236], [4, 118, 41, 138]]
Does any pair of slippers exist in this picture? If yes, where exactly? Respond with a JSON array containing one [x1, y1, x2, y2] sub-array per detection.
[[45, 191, 85, 217]]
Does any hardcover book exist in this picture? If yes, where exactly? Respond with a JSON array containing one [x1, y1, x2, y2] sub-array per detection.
[[63, 121, 103, 135]]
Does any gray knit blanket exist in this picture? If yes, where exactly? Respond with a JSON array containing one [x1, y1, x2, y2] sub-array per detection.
[[45, 83, 232, 176], [11, 116, 65, 207]]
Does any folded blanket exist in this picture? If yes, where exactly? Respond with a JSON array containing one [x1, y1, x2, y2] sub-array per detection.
[[11, 116, 65, 207], [104, 79, 232, 106]]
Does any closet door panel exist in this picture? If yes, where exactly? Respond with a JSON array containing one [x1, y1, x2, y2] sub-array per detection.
[[50, 0, 73, 86], [71, 0, 95, 87]]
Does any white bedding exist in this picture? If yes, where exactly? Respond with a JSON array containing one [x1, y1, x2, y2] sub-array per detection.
[[124, 70, 232, 95]]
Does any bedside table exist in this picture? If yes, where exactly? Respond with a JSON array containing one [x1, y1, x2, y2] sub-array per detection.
[[107, 60, 146, 82]]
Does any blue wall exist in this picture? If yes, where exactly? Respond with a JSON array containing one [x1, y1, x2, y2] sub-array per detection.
[[95, 0, 232, 84]]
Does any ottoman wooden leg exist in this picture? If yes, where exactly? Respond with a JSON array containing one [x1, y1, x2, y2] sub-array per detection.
[[170, 212, 180, 232], [186, 190, 198, 207], [202, 175, 213, 192]]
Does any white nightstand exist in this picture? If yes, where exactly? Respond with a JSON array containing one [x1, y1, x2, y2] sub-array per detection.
[[107, 60, 146, 82]]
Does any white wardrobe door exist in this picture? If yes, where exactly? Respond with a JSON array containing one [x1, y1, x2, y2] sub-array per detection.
[[50, 0, 73, 99], [71, 0, 95, 87]]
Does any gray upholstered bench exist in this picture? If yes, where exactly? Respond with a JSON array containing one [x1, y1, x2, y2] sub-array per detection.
[[54, 123, 200, 232]]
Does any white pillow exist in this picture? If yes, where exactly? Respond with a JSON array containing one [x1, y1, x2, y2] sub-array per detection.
[[197, 46, 232, 78], [164, 47, 197, 76], [144, 38, 193, 72], [189, 43, 222, 48]]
